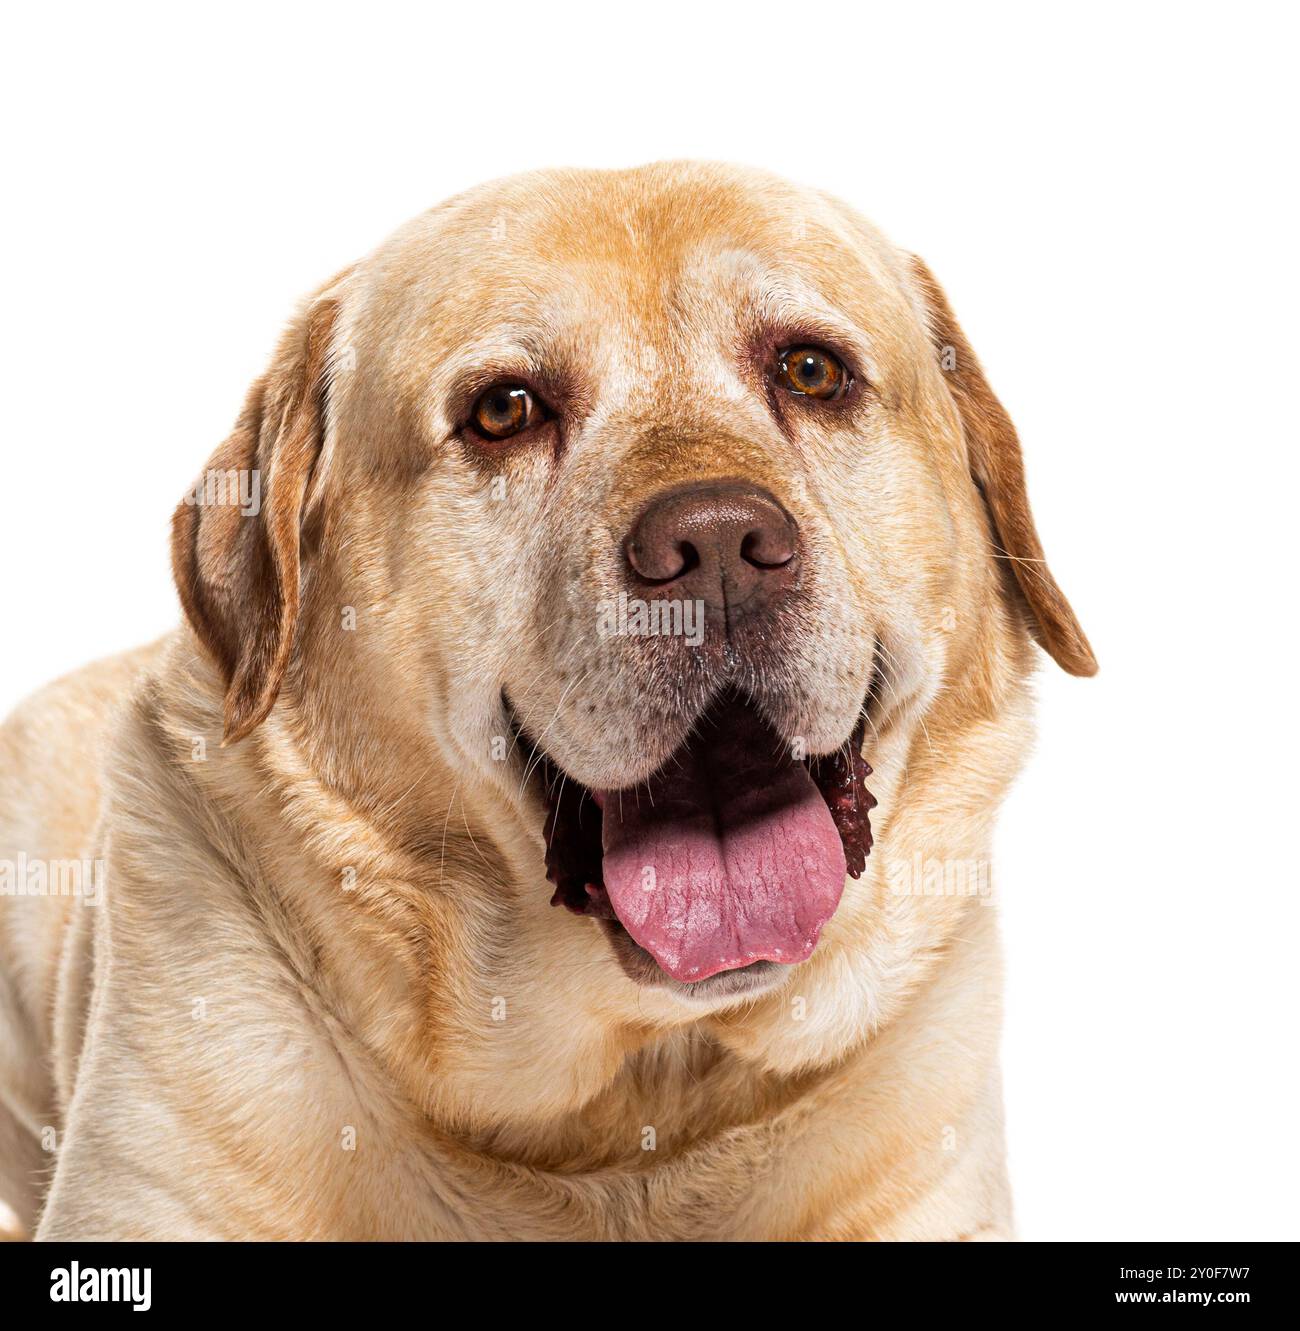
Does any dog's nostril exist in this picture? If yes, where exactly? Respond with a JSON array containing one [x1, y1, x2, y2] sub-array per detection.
[[627, 536, 699, 583], [740, 528, 795, 570], [675, 541, 701, 580]]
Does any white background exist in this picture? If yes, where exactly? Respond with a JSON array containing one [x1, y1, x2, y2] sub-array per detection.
[[3, 2, 1296, 1240]]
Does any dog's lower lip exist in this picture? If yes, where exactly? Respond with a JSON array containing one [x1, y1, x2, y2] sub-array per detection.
[[508, 682, 877, 986], [598, 922, 785, 995]]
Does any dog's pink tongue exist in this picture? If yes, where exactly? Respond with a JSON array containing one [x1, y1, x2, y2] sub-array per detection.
[[600, 699, 847, 983]]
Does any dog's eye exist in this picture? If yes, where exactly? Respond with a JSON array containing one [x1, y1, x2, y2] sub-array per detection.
[[776, 346, 847, 400], [471, 385, 539, 439]]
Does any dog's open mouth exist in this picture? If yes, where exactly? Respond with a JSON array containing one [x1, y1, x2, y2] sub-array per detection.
[[518, 691, 876, 985]]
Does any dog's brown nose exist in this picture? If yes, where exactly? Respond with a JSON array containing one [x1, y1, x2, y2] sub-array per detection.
[[624, 480, 799, 614]]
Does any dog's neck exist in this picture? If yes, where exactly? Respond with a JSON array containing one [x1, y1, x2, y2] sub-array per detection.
[[149, 602, 1034, 1201]]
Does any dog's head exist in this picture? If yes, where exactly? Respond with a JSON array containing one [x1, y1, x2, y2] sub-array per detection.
[[173, 163, 1092, 1096]]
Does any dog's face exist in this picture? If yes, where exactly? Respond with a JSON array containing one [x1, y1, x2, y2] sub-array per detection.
[[173, 164, 1093, 1107]]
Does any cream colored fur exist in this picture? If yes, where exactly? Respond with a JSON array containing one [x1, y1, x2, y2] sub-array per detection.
[[0, 163, 1091, 1240]]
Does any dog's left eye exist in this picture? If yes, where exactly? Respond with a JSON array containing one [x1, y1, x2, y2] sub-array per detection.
[[776, 346, 847, 400], [470, 385, 541, 439]]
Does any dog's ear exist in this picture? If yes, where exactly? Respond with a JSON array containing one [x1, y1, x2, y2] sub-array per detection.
[[909, 255, 1097, 676], [171, 287, 344, 744]]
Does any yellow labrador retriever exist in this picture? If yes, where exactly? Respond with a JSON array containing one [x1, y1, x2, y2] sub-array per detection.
[[0, 162, 1093, 1241]]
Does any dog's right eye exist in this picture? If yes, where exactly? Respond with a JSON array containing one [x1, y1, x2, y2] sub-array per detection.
[[775, 346, 848, 400], [470, 385, 541, 440]]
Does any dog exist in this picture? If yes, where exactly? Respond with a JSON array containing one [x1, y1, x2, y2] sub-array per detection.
[[0, 162, 1094, 1240]]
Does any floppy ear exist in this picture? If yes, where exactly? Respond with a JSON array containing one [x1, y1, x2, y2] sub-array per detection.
[[171, 289, 342, 744], [909, 255, 1097, 676]]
